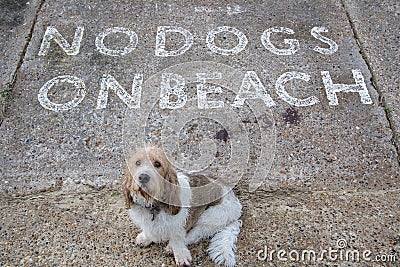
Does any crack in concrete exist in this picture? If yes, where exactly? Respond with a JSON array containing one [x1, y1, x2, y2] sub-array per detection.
[[4, 183, 400, 201], [0, 0, 46, 128], [341, 0, 400, 165]]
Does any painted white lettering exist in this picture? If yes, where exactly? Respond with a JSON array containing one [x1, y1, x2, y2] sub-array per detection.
[[261, 27, 299, 55], [159, 73, 187, 109], [196, 72, 224, 109], [321, 69, 373, 105], [206, 26, 248, 55], [311, 27, 338, 55], [232, 71, 275, 107], [38, 75, 86, 111], [275, 71, 319, 107], [95, 27, 138, 57], [38, 26, 84, 56], [155, 26, 193, 57], [96, 74, 143, 109]]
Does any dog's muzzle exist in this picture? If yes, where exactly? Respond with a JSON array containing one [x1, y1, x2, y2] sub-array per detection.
[[138, 173, 150, 184]]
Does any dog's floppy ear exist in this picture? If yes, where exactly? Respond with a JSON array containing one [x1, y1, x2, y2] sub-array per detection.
[[122, 166, 134, 209], [163, 165, 181, 215]]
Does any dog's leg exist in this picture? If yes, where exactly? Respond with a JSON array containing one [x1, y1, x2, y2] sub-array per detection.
[[164, 244, 173, 255], [185, 224, 217, 245], [168, 238, 192, 266], [135, 231, 153, 247]]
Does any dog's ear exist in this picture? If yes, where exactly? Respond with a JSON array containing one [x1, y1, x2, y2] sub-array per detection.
[[122, 166, 134, 209], [164, 165, 181, 215]]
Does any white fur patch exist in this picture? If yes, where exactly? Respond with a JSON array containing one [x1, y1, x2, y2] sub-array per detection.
[[207, 220, 242, 267], [129, 173, 191, 242]]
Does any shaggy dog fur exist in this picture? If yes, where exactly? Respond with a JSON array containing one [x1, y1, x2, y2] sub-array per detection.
[[122, 146, 242, 266]]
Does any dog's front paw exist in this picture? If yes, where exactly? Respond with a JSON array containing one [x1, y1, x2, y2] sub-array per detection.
[[174, 247, 192, 266], [165, 244, 173, 255], [135, 232, 152, 247]]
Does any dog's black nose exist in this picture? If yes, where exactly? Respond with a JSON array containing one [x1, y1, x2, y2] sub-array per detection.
[[138, 173, 150, 184]]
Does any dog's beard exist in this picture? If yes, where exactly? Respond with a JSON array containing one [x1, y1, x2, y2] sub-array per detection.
[[132, 194, 153, 208], [131, 186, 156, 208]]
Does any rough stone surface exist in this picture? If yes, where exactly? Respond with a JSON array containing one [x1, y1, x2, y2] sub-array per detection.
[[343, 0, 400, 156], [0, 189, 398, 266]]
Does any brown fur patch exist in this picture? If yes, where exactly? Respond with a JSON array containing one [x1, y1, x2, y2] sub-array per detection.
[[139, 188, 151, 202], [185, 174, 223, 230], [122, 166, 134, 209], [189, 174, 223, 206]]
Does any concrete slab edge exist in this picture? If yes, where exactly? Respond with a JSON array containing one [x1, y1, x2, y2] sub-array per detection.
[[0, 0, 45, 125], [340, 0, 400, 164]]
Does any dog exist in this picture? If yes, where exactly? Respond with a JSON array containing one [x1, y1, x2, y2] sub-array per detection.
[[122, 146, 242, 266]]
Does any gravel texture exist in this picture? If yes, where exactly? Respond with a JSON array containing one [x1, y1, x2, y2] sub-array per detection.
[[0, 188, 399, 266]]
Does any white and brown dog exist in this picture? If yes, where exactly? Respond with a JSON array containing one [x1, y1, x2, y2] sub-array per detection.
[[122, 146, 242, 267]]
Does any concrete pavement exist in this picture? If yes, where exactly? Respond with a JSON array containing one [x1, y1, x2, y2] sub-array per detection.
[[1, 0, 399, 266]]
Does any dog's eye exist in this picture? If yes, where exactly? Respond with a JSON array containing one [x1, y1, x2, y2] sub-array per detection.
[[154, 161, 161, 168], [135, 160, 141, 166]]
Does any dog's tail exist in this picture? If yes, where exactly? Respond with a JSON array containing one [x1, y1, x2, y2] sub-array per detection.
[[207, 219, 242, 267]]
